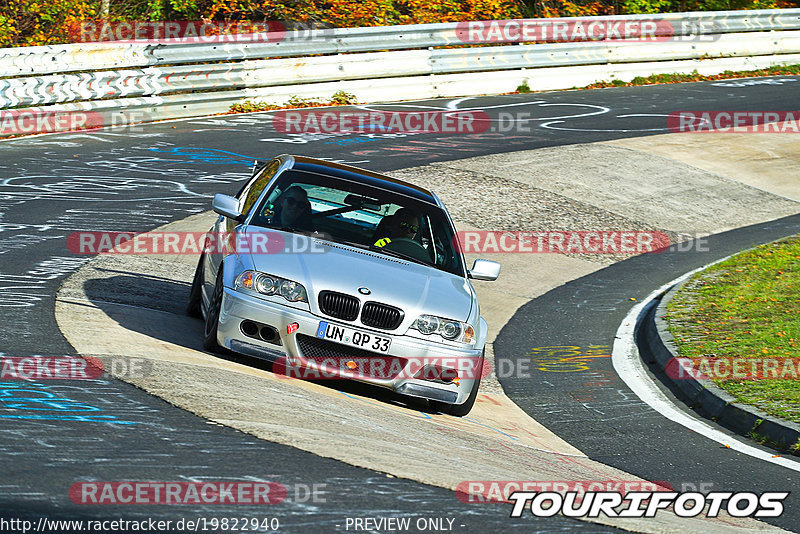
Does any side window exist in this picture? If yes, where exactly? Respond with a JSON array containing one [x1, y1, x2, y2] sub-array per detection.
[[254, 187, 284, 224], [239, 160, 280, 217], [429, 216, 460, 273]]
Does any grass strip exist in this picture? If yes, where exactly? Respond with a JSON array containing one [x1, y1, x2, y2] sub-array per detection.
[[579, 64, 800, 89], [666, 235, 800, 428]]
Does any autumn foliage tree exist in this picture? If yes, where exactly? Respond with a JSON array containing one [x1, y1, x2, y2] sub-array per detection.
[[0, 0, 99, 46], [521, 0, 790, 17], [0, 0, 796, 46]]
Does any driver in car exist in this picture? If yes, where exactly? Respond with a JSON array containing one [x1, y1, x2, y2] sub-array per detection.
[[373, 208, 419, 247], [270, 186, 315, 231]]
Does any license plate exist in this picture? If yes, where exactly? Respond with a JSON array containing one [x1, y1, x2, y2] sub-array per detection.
[[316, 321, 392, 353]]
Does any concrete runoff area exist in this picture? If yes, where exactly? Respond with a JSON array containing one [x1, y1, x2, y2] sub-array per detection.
[[56, 133, 799, 532], [428, 144, 799, 236], [604, 124, 800, 202]]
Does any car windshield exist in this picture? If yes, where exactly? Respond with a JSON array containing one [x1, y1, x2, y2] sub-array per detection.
[[249, 169, 464, 277]]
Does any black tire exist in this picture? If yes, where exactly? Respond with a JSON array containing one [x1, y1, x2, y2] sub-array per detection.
[[203, 265, 224, 352], [430, 353, 483, 417], [186, 254, 205, 318]]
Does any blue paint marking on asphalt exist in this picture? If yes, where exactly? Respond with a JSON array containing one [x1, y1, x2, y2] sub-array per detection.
[[0, 414, 136, 424], [0, 381, 137, 425], [324, 137, 384, 147], [147, 147, 255, 165]]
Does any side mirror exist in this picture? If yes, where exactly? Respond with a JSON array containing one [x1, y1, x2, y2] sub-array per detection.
[[468, 259, 500, 281], [212, 194, 243, 221]]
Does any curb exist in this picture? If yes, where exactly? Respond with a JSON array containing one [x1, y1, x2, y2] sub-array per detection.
[[638, 277, 800, 455]]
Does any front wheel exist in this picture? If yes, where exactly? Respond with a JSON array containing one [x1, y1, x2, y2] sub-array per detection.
[[186, 254, 205, 318], [430, 354, 483, 417], [203, 266, 224, 352]]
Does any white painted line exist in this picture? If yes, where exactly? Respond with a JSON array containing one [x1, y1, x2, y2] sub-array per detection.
[[0, 96, 465, 144], [612, 263, 800, 473]]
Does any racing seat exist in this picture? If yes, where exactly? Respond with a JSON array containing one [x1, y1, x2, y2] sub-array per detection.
[[371, 215, 395, 244]]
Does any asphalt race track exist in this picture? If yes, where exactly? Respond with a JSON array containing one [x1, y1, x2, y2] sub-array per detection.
[[0, 77, 799, 532], [495, 213, 800, 532]]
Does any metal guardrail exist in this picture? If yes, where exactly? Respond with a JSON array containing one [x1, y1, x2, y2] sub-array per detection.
[[430, 31, 800, 73], [1, 9, 799, 134], [4, 30, 800, 110], [3, 9, 800, 77]]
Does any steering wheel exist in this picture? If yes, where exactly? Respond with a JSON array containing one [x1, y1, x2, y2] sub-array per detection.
[[383, 238, 431, 263]]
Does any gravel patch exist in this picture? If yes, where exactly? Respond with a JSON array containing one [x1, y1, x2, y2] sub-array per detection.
[[389, 163, 672, 264]]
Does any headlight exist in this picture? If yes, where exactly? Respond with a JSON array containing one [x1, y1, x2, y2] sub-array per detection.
[[235, 270, 307, 303], [255, 274, 278, 295], [411, 315, 475, 344], [414, 315, 440, 335], [279, 280, 307, 302], [440, 320, 461, 340]]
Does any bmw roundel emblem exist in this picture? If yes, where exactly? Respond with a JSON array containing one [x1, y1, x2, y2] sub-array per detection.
[[358, 287, 371, 295]]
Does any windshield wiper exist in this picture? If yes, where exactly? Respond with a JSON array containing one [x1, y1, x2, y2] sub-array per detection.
[[278, 226, 317, 237], [319, 237, 371, 250], [369, 246, 430, 267], [315, 236, 430, 266], [247, 224, 316, 237]]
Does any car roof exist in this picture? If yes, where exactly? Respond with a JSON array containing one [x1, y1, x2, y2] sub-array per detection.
[[288, 155, 437, 205]]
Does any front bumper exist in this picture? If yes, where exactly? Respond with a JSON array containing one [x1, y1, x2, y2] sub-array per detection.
[[217, 288, 483, 405]]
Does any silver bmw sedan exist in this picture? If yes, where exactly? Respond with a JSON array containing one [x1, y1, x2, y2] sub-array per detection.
[[188, 155, 500, 416]]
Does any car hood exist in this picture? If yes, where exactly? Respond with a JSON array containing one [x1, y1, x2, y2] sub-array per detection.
[[244, 229, 474, 323]]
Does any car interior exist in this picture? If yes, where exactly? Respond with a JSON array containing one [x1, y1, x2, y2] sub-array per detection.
[[247, 172, 463, 276]]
